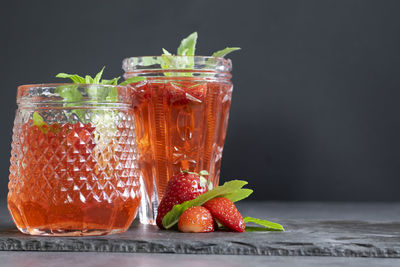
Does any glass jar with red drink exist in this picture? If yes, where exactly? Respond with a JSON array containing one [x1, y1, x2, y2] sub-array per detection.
[[8, 83, 141, 236], [122, 56, 233, 224]]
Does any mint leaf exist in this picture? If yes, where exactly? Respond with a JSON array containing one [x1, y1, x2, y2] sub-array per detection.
[[162, 48, 172, 55], [33, 111, 45, 128], [119, 76, 146, 86], [55, 68, 142, 125], [55, 85, 85, 121], [106, 87, 118, 102], [140, 57, 161, 66], [161, 53, 174, 70], [162, 180, 249, 229], [85, 75, 94, 84], [93, 66, 105, 84], [86, 85, 109, 101], [55, 85, 83, 103], [55, 73, 85, 83], [243, 217, 284, 232], [211, 47, 241, 58], [101, 77, 120, 85], [177, 32, 197, 56], [223, 188, 253, 202]]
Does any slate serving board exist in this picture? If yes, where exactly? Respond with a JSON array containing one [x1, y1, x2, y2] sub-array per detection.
[[1, 202, 399, 257]]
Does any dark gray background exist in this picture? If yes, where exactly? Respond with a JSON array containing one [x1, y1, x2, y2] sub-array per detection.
[[1, 0, 400, 202]]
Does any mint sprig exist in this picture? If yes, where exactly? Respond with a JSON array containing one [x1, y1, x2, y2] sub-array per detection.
[[161, 179, 284, 232], [157, 32, 240, 72], [177, 32, 197, 56], [55, 66, 145, 86], [54, 67, 145, 122], [212, 47, 241, 58], [30, 67, 146, 131]]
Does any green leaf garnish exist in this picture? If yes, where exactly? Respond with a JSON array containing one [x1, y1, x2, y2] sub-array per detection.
[[54, 85, 85, 119], [223, 188, 253, 202], [211, 47, 241, 58], [106, 87, 118, 102], [243, 217, 284, 232], [162, 180, 249, 229], [56, 66, 140, 86], [153, 32, 239, 75], [119, 76, 146, 86], [177, 32, 197, 56], [55, 73, 85, 83], [33, 111, 45, 128], [93, 66, 105, 84], [55, 67, 142, 123], [85, 75, 94, 84], [55, 85, 83, 103], [101, 77, 120, 85], [162, 48, 172, 55]]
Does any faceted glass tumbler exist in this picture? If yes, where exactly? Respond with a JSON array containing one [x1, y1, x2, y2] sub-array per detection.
[[122, 56, 233, 225], [8, 84, 141, 236]]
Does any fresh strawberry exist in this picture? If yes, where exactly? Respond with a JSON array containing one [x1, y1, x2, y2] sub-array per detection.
[[155, 194, 181, 229], [156, 170, 209, 229], [203, 197, 245, 232], [178, 206, 214, 233]]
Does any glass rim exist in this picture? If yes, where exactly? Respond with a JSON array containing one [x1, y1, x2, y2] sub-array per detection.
[[122, 55, 232, 73], [17, 83, 133, 106], [18, 83, 127, 90]]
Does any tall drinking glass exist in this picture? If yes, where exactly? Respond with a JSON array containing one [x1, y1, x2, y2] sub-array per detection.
[[8, 84, 141, 236], [122, 56, 233, 224]]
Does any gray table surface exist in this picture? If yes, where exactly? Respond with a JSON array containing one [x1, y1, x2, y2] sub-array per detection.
[[1, 201, 400, 266]]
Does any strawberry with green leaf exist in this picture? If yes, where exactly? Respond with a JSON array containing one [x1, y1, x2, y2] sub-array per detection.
[[159, 176, 284, 233], [156, 170, 211, 229]]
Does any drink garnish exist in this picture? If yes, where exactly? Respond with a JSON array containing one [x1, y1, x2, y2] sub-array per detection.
[[55, 67, 144, 119], [33, 111, 45, 128], [143, 32, 241, 72], [28, 68, 144, 149], [161, 31, 240, 59], [211, 47, 242, 58], [56, 66, 144, 86], [53, 66, 144, 121], [161, 178, 284, 232]]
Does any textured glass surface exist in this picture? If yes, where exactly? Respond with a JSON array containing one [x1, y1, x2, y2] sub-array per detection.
[[123, 55, 234, 225], [8, 84, 140, 236], [128, 77, 233, 225]]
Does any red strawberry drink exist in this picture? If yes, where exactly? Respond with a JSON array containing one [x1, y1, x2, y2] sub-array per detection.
[[123, 56, 233, 224], [8, 84, 141, 236]]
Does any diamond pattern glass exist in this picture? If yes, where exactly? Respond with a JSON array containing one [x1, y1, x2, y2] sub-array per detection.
[[8, 84, 141, 236]]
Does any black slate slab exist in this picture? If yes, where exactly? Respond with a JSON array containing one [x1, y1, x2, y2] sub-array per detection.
[[0, 202, 399, 257]]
